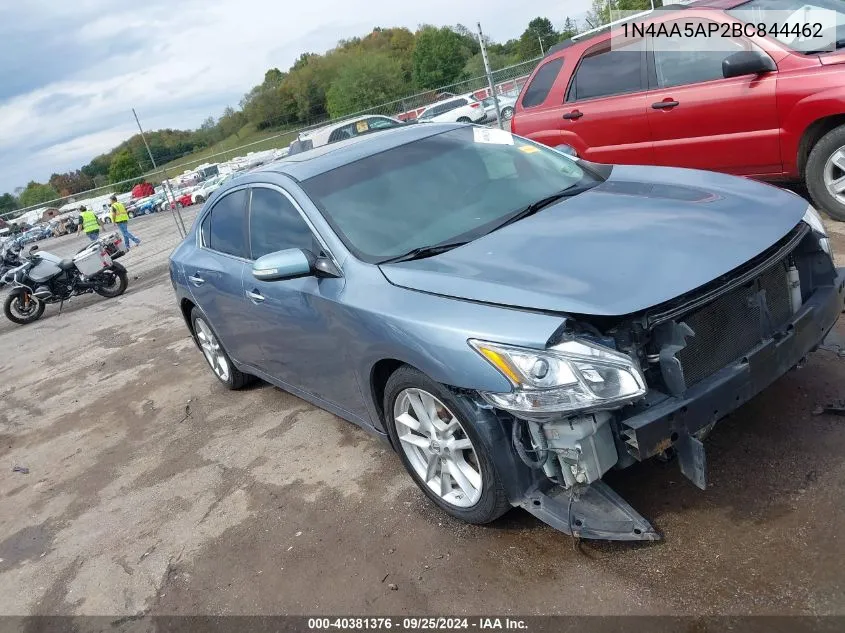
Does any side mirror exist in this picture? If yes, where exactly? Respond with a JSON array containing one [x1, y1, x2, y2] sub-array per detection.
[[722, 50, 776, 79], [29, 245, 39, 255], [252, 249, 317, 282]]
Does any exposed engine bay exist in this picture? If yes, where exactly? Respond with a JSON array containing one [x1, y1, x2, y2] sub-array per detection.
[[499, 222, 844, 541]]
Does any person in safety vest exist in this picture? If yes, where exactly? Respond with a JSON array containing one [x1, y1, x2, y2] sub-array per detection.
[[76, 206, 103, 242], [110, 195, 141, 250]]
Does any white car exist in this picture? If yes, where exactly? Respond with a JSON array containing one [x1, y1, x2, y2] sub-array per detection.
[[293, 115, 404, 153], [479, 94, 517, 122], [191, 174, 232, 204], [417, 97, 487, 124]]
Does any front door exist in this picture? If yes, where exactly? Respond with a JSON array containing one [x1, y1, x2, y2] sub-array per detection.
[[239, 185, 368, 419], [646, 18, 781, 176]]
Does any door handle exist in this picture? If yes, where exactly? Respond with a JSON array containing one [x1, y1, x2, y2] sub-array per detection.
[[562, 110, 583, 120], [188, 274, 205, 286], [246, 290, 265, 303], [652, 100, 679, 110]]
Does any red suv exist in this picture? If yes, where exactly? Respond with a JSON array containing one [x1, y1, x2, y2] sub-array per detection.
[[510, 0, 845, 220]]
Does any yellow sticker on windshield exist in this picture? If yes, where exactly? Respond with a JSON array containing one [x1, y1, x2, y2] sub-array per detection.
[[356, 120, 369, 133], [519, 145, 540, 154]]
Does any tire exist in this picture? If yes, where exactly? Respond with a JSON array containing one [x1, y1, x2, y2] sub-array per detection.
[[383, 365, 510, 525], [190, 307, 253, 389], [128, 211, 135, 219], [501, 106, 514, 121], [456, 117, 472, 124], [194, 195, 205, 205], [4, 290, 45, 325], [94, 268, 128, 298], [806, 124, 845, 221]]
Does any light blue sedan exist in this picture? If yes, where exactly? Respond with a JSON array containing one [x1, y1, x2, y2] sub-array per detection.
[[169, 123, 844, 541]]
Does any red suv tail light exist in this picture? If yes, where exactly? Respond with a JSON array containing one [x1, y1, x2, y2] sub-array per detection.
[[470, 103, 480, 108]]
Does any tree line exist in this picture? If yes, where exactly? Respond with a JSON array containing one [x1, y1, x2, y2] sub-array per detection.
[[2, 3, 658, 216]]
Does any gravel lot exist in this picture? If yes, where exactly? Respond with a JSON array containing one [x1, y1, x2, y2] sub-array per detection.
[[2, 204, 845, 617]]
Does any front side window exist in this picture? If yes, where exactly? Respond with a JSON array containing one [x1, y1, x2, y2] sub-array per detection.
[[328, 124, 356, 144], [301, 127, 598, 263], [570, 43, 643, 101], [249, 188, 315, 260], [206, 189, 248, 258], [653, 20, 756, 88], [522, 57, 564, 108]]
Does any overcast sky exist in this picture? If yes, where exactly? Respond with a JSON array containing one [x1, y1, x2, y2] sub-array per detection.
[[0, 0, 591, 193]]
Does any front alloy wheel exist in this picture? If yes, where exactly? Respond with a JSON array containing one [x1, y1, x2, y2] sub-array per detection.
[[394, 388, 482, 507], [384, 366, 510, 524]]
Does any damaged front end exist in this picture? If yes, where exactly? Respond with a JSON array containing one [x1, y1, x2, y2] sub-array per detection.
[[473, 213, 844, 542]]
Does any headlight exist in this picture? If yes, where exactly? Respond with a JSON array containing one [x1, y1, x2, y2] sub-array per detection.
[[469, 338, 646, 416], [803, 205, 830, 254]]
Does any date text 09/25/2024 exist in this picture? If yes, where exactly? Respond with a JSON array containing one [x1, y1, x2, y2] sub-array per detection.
[[307, 617, 528, 630]]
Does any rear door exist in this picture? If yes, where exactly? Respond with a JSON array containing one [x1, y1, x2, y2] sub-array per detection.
[[646, 18, 781, 175], [186, 188, 252, 363], [559, 39, 656, 165]]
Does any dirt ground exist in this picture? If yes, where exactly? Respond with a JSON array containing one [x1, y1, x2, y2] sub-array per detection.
[[1, 206, 845, 617]]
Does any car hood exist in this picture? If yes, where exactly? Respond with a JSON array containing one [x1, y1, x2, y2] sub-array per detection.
[[379, 165, 809, 316]]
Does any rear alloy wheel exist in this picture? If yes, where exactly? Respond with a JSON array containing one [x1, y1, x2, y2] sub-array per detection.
[[384, 366, 509, 524], [194, 195, 205, 205], [806, 125, 845, 221], [190, 308, 253, 389], [500, 106, 514, 120], [94, 268, 128, 298]]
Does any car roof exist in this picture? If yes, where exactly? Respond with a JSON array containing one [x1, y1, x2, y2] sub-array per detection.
[[258, 122, 461, 181]]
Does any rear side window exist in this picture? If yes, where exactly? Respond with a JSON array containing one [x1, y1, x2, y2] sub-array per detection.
[[570, 44, 643, 101], [521, 58, 564, 108], [206, 189, 248, 258]]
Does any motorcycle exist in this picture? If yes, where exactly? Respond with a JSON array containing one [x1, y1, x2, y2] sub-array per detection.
[[0, 232, 129, 325], [0, 239, 22, 280]]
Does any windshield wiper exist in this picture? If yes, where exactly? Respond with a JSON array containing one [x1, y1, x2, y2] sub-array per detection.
[[379, 240, 469, 264], [484, 184, 593, 235]]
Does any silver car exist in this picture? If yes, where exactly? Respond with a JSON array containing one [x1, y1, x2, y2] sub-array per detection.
[[170, 123, 844, 542]]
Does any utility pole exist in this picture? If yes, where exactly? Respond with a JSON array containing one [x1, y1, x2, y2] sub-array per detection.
[[132, 108, 187, 237], [535, 31, 545, 56], [477, 22, 503, 130]]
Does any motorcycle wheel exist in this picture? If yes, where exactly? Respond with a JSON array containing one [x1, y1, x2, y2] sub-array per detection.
[[4, 290, 45, 325], [94, 268, 129, 298]]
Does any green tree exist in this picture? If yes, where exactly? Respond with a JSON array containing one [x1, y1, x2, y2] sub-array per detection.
[[108, 150, 143, 193], [462, 51, 514, 78], [18, 181, 60, 208], [560, 17, 579, 41], [326, 53, 405, 118], [412, 26, 471, 89], [218, 106, 246, 138], [49, 170, 95, 197], [0, 193, 18, 214], [584, 0, 661, 29], [517, 17, 559, 60]]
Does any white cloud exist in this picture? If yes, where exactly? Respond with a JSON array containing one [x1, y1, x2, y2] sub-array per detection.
[[0, 0, 589, 191]]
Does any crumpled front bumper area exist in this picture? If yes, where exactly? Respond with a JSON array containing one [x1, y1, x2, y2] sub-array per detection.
[[517, 269, 845, 542]]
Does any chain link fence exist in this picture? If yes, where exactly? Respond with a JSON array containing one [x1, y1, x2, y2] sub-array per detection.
[[1, 57, 542, 227]]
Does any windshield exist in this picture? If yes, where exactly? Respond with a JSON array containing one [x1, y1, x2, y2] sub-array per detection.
[[729, 0, 845, 51], [301, 127, 599, 263], [418, 108, 437, 120]]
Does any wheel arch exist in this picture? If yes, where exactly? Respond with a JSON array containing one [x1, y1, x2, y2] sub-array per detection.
[[797, 114, 845, 178]]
